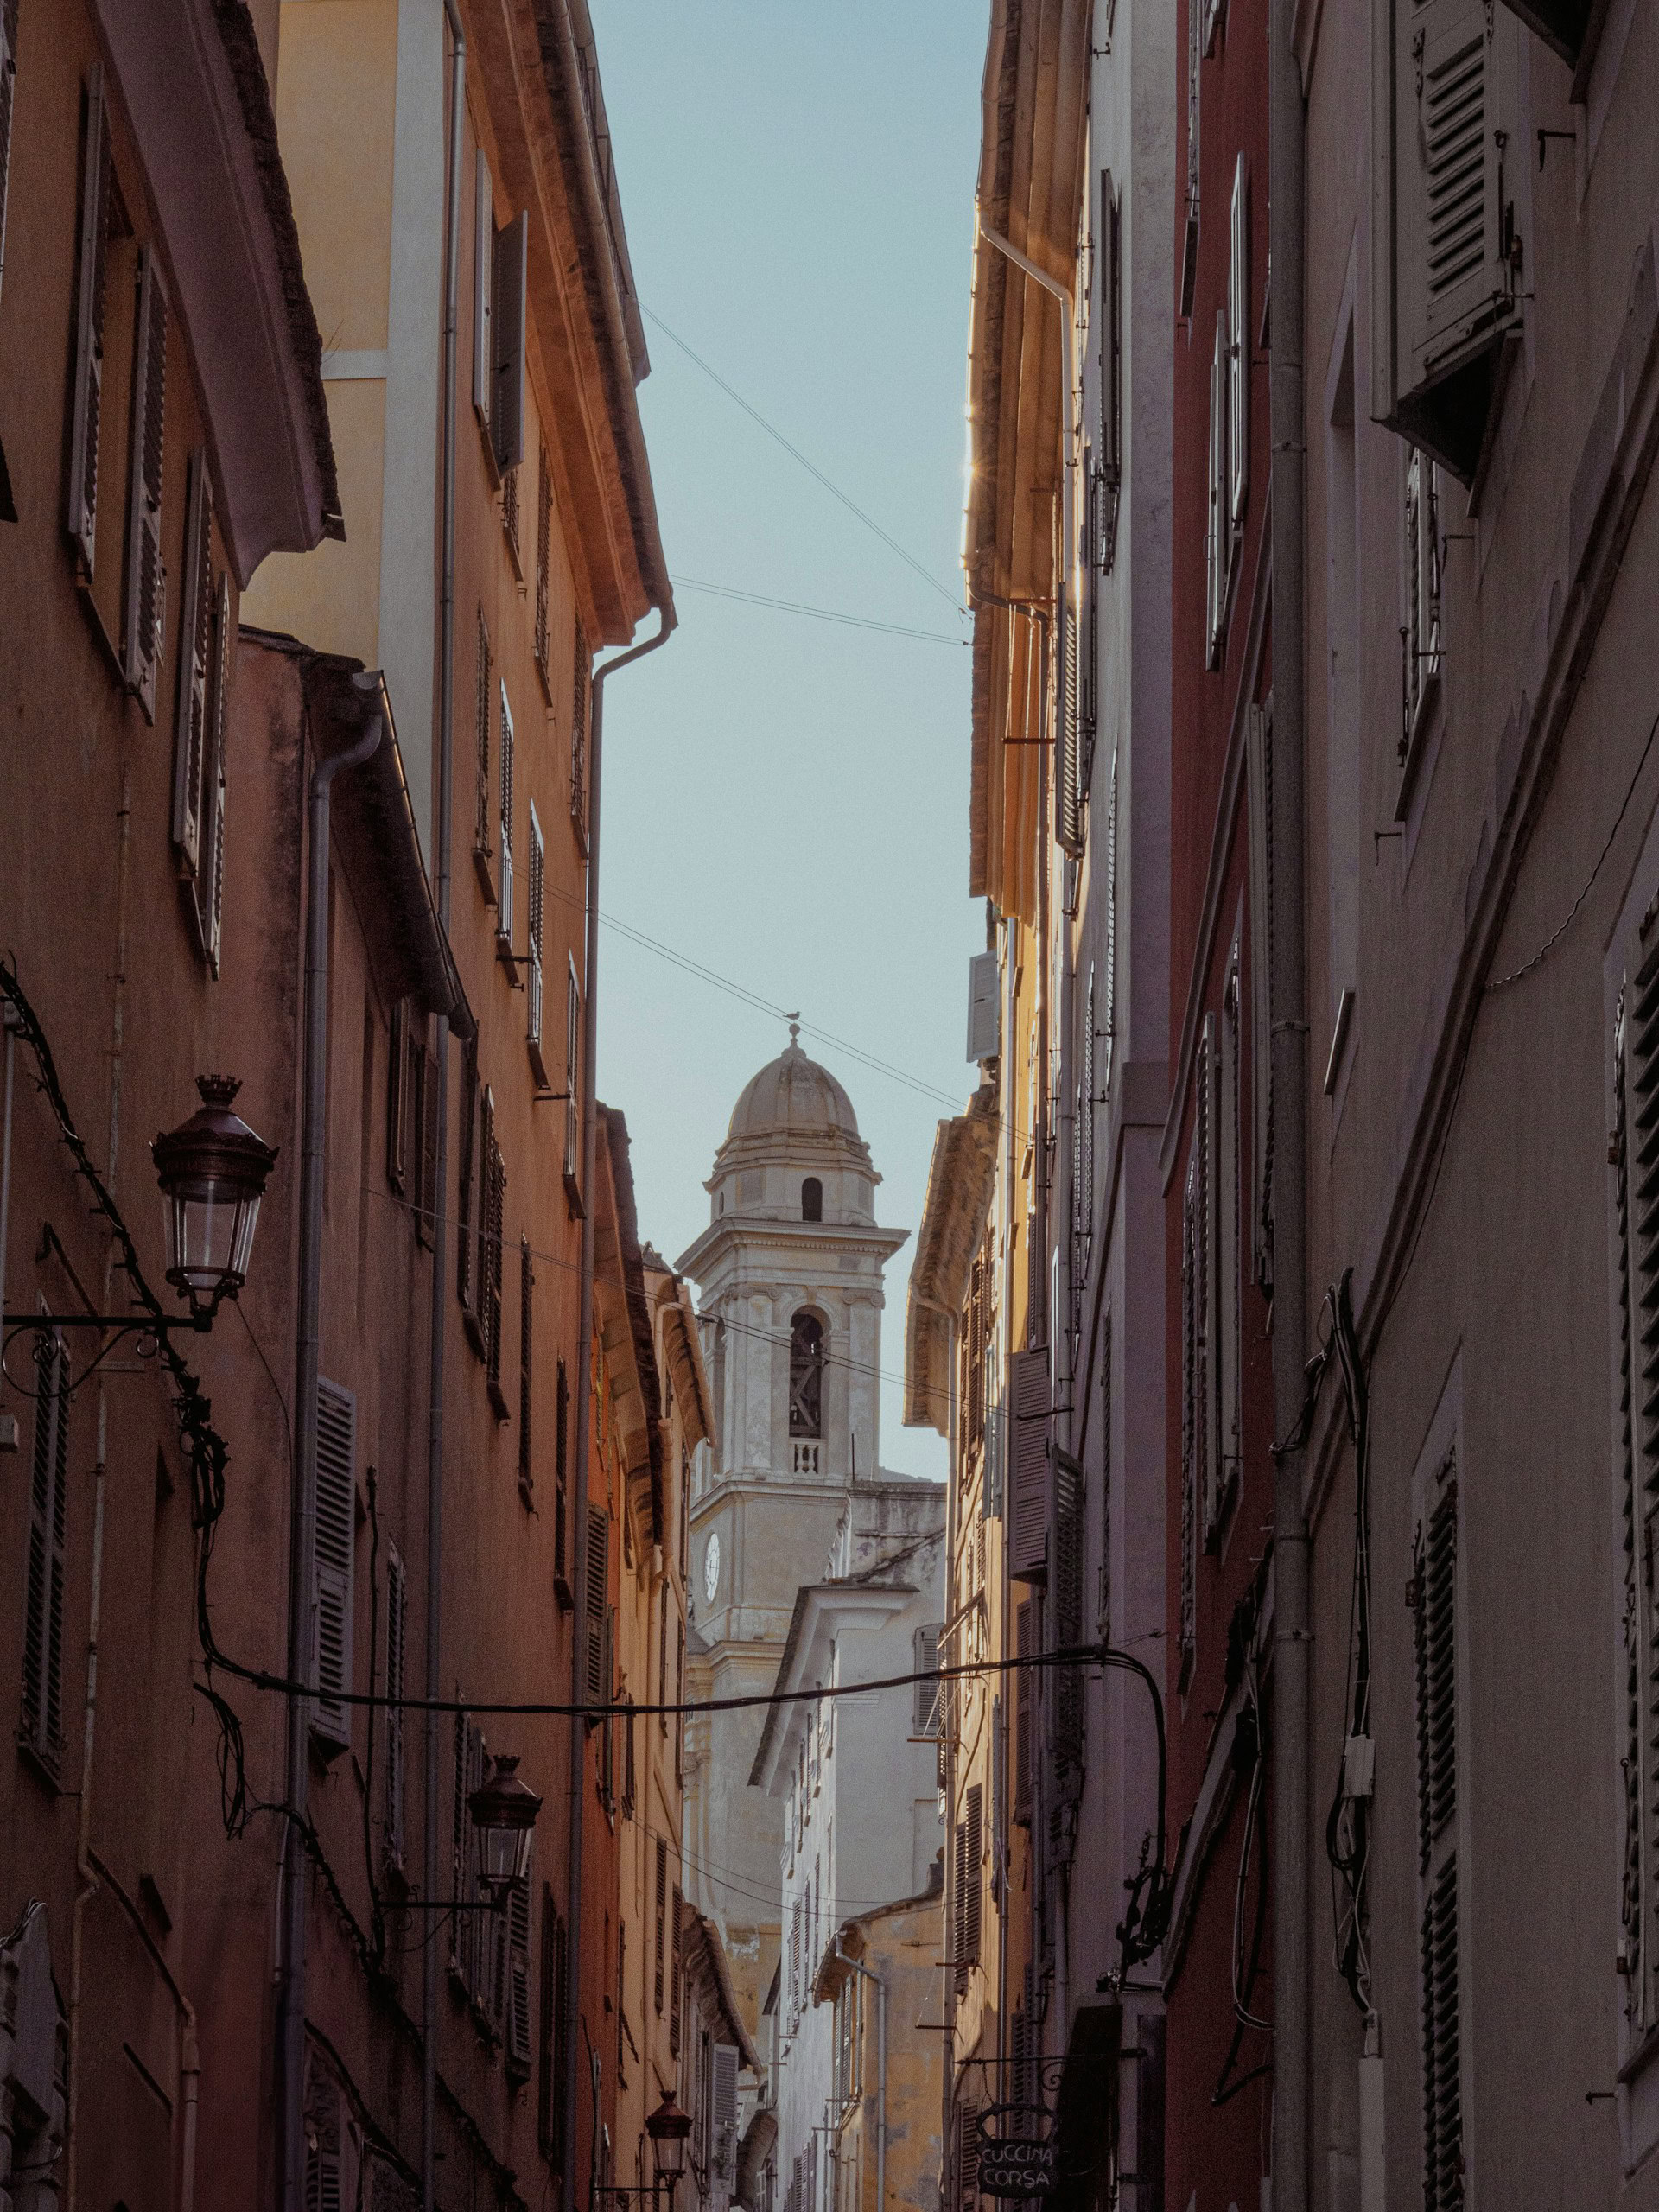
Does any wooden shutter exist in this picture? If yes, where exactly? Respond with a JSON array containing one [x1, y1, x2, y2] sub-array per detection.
[[966, 950, 999, 1062], [658, 1580, 669, 1724], [564, 960, 580, 1183], [1007, 1347, 1049, 1581], [386, 998, 408, 1192], [449, 1706, 468, 1976], [1414, 1464, 1461, 2207], [456, 1036, 477, 1307], [313, 1379, 356, 1750], [491, 210, 527, 474], [506, 1840, 533, 2075], [669, 1885, 683, 2055], [913, 1624, 940, 1735], [474, 612, 493, 872], [1229, 155, 1249, 534], [124, 245, 167, 716], [675, 1620, 684, 1783], [1179, 1155, 1199, 1681], [538, 1887, 564, 2157], [0, 0, 18, 305], [963, 1782, 982, 1967], [585, 1504, 609, 1702], [1404, 449, 1444, 753], [67, 67, 109, 575], [172, 448, 213, 874], [472, 1082, 493, 1338], [570, 615, 589, 849], [194, 575, 232, 976], [472, 151, 493, 429], [654, 1835, 668, 2012], [486, 1133, 505, 1389], [534, 442, 552, 680], [1199, 1012, 1224, 1544], [713, 2043, 738, 2175], [385, 1543, 406, 1870], [20, 1331, 68, 1757], [1053, 1452, 1084, 1770], [1014, 1601, 1033, 1823], [497, 682, 515, 947], [957, 2101, 981, 2212], [1098, 168, 1122, 571], [1056, 587, 1083, 856]]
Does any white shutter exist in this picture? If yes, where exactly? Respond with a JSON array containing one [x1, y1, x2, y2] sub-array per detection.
[[492, 210, 527, 474], [1228, 155, 1249, 535], [497, 681, 515, 949], [20, 1330, 68, 1757], [473, 152, 493, 430], [385, 1544, 406, 1871], [66, 65, 108, 575], [1007, 1347, 1049, 1582], [124, 245, 167, 717], [312, 1378, 356, 1751], [507, 1839, 533, 2071], [0, 0, 20, 305], [172, 449, 213, 874], [966, 950, 1000, 1063]]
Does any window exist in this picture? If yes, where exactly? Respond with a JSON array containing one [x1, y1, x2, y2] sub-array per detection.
[[1402, 448, 1443, 765], [456, 1033, 480, 1313], [538, 1887, 569, 2162], [385, 1542, 407, 1872], [534, 442, 553, 690], [473, 613, 493, 893], [1370, 0, 1522, 485], [1245, 702, 1274, 1289], [1205, 307, 1230, 668], [67, 66, 111, 583], [1211, 959, 1242, 1541], [451, 1705, 487, 1994], [563, 957, 581, 1198], [654, 1836, 668, 2012], [519, 1236, 535, 1488], [1097, 1313, 1113, 1644], [497, 681, 516, 956], [584, 1504, 610, 1702], [1179, 0, 1199, 316], [506, 1845, 533, 2079], [1056, 571, 1084, 856], [1054, 1450, 1084, 1772], [1008, 1346, 1048, 1580], [788, 1312, 824, 1439], [1413, 1446, 1462, 2209], [801, 1176, 823, 1222], [570, 614, 589, 851], [913, 1624, 941, 1736], [951, 1783, 982, 1992], [20, 1330, 68, 1764], [966, 950, 1000, 1062], [172, 448, 232, 977], [1013, 1601, 1033, 1823], [658, 1580, 669, 1732], [313, 1378, 356, 1753], [1096, 168, 1122, 574], [669, 1885, 683, 2056], [1179, 1150, 1201, 1688], [473, 154, 526, 479], [502, 455, 521, 575]]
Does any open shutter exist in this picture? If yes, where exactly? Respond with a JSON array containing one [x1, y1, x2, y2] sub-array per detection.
[[1246, 703, 1274, 1288], [198, 575, 231, 976], [1097, 168, 1122, 572], [419, 1042, 439, 1249], [1199, 1013, 1223, 1544], [473, 1084, 493, 1337], [1414, 1465, 1462, 2208], [1007, 1347, 1049, 1582], [1179, 1159, 1199, 1682], [534, 442, 552, 683], [963, 1782, 982, 1967], [584, 1504, 609, 1702], [313, 1379, 356, 1751], [1179, 0, 1199, 316], [449, 1705, 468, 1978], [527, 803, 545, 1065], [124, 245, 168, 716], [486, 1134, 505, 1390], [957, 2101, 981, 2212], [506, 1841, 533, 2075], [1206, 309, 1230, 668], [1228, 156, 1249, 535], [966, 950, 1000, 1063], [555, 1357, 569, 1582], [1014, 1601, 1033, 1824], [913, 1624, 940, 1735], [0, 0, 18, 304], [654, 1836, 667, 2012], [712, 2043, 739, 2176], [67, 66, 109, 575], [474, 613, 493, 875], [669, 1885, 683, 2055], [473, 153, 493, 426], [491, 210, 527, 474], [20, 1331, 68, 1758], [1053, 1453, 1084, 1770], [172, 449, 213, 874], [456, 1036, 478, 1310], [564, 961, 581, 1187], [570, 616, 589, 848], [1056, 588, 1083, 856], [1372, 0, 1521, 484], [519, 1236, 534, 1478], [385, 1544, 406, 1870], [497, 683, 515, 949]]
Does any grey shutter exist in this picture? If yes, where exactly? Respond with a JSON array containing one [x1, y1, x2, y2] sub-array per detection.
[[712, 2042, 739, 2176], [20, 1331, 68, 1757], [507, 1839, 533, 2074], [1007, 1347, 1049, 1582], [1414, 1466, 1461, 2207], [1228, 155, 1249, 534], [0, 0, 18, 304], [913, 1624, 940, 1735], [67, 67, 109, 575], [497, 681, 515, 947], [966, 950, 1000, 1063], [1372, 0, 1521, 484], [492, 210, 527, 474], [124, 246, 167, 716], [385, 1544, 406, 1870], [585, 1503, 609, 1701], [198, 575, 232, 976], [313, 1379, 356, 1750], [172, 450, 213, 874], [472, 151, 493, 428], [1245, 703, 1274, 1288]]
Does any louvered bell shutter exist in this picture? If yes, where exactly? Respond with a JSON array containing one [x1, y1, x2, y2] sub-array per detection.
[[385, 1545, 406, 1870], [1414, 1468, 1462, 2209], [67, 67, 109, 575], [21, 1331, 68, 1758], [966, 950, 1000, 1063], [0, 0, 19, 306], [951, 1813, 969, 1990], [472, 151, 493, 429], [1007, 1347, 1050, 1582], [124, 246, 168, 716], [491, 211, 527, 474], [957, 2101, 981, 2212], [584, 1504, 609, 1703], [507, 1839, 534, 2074], [527, 803, 545, 1058], [313, 1379, 356, 1751], [1199, 1013, 1223, 1544], [964, 1782, 982, 1967], [172, 449, 213, 874]]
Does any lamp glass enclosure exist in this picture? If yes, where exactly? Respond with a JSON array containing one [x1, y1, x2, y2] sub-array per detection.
[[152, 1076, 278, 1320], [468, 1754, 543, 1893]]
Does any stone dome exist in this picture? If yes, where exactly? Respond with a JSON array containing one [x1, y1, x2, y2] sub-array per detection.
[[726, 1039, 861, 1146], [704, 1028, 879, 1226]]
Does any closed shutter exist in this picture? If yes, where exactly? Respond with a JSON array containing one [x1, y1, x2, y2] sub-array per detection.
[[957, 2101, 981, 2212], [1616, 981, 1649, 2006], [964, 1254, 985, 1462], [1414, 1462, 1462, 2208], [171, 448, 213, 874], [1199, 1012, 1224, 1544], [197, 575, 232, 976], [474, 613, 493, 871], [966, 949, 1000, 1063], [1053, 1452, 1084, 1771], [1372, 0, 1520, 484], [1179, 0, 1199, 316], [658, 1580, 669, 1724], [449, 1706, 468, 1977], [473, 1084, 493, 1343], [506, 1840, 533, 2075], [564, 961, 581, 1182], [1007, 1347, 1049, 1582], [963, 1782, 982, 1967], [386, 999, 408, 1192], [534, 443, 552, 681], [1245, 703, 1274, 1289], [713, 2042, 739, 2176], [950, 1810, 968, 1988], [497, 683, 515, 946], [491, 210, 527, 474], [1014, 1600, 1033, 1823], [1228, 155, 1249, 535], [67, 66, 109, 575], [669, 1885, 683, 2055], [0, 0, 18, 305], [1206, 308, 1230, 668], [124, 245, 168, 716], [313, 1379, 356, 1751], [913, 1624, 940, 1736], [1179, 1154, 1200, 1683], [20, 1330, 68, 1758], [385, 1543, 406, 1870], [472, 151, 493, 428], [584, 1504, 609, 1702], [1056, 587, 1083, 856], [456, 1036, 477, 1309], [538, 1887, 565, 2158], [1404, 449, 1444, 753], [654, 1835, 667, 2012], [600, 1605, 616, 1806], [675, 1619, 684, 1782]]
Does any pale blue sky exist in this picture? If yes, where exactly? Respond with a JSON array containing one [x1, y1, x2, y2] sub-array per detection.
[[585, 2, 988, 1478]]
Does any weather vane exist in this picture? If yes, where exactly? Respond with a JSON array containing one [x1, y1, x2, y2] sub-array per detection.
[[786, 1010, 801, 1046]]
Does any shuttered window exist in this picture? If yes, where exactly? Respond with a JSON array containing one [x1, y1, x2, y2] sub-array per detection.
[[658, 1580, 669, 1730], [485, 1127, 506, 1402], [913, 1624, 941, 1736], [1228, 155, 1249, 537], [1014, 1601, 1033, 1825], [1414, 1457, 1462, 2208], [0, 0, 19, 307], [654, 1835, 668, 2012], [712, 2043, 739, 2177], [534, 442, 552, 687], [1246, 702, 1274, 1289], [584, 1504, 609, 1703], [555, 1357, 570, 1585], [1008, 1346, 1049, 1582], [966, 950, 1000, 1063], [456, 1033, 479, 1311], [956, 2101, 981, 2212], [1403, 448, 1444, 760], [537, 1885, 568, 2160], [418, 1039, 438, 1250], [1209, 978, 1241, 1545], [1056, 582, 1084, 857], [519, 1236, 534, 1483], [491, 210, 527, 476], [1096, 167, 1122, 574], [564, 959, 581, 1191], [386, 999, 409, 1193], [669, 1885, 683, 2056], [472, 152, 493, 429], [497, 682, 515, 951], [1205, 308, 1230, 669], [963, 1254, 985, 1463], [451, 1706, 488, 1994], [570, 614, 589, 851], [20, 1329, 69, 1761], [1054, 1452, 1084, 1773], [474, 613, 493, 885], [197, 575, 232, 978], [501, 454, 521, 575], [1179, 1151, 1200, 1688], [527, 802, 547, 1077], [506, 1840, 533, 2077], [313, 1379, 356, 1751], [67, 66, 110, 577], [172, 448, 214, 881], [385, 1541, 406, 1872], [675, 1620, 684, 1783], [123, 245, 167, 717], [1179, 0, 1199, 316]]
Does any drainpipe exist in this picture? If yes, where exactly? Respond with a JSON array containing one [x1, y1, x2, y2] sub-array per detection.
[[423, 7, 465, 2206], [280, 687, 385, 2212], [1268, 1, 1310, 2208], [561, 604, 675, 2212], [835, 1943, 886, 2212]]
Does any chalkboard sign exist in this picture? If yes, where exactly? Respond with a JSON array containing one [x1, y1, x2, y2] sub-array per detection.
[[977, 2141, 1058, 2198]]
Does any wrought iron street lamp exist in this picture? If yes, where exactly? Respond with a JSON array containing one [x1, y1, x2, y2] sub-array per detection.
[[646, 2094, 693, 2196], [152, 1075, 279, 1323], [468, 1754, 543, 1895]]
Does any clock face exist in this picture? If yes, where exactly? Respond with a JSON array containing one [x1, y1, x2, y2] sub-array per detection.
[[703, 1532, 721, 1605]]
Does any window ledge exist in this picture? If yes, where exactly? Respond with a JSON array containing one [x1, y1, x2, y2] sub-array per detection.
[[16, 1735, 64, 1794]]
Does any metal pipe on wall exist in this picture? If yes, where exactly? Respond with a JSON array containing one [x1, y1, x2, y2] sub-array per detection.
[[836, 1943, 887, 2212], [560, 603, 675, 2212], [423, 7, 465, 2205], [280, 692, 385, 2212], [1268, 0, 1311, 2202]]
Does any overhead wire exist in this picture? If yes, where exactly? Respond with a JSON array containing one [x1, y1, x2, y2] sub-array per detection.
[[671, 575, 968, 646]]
